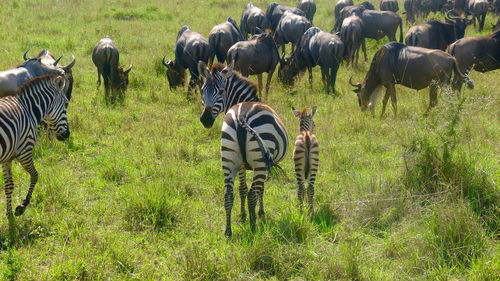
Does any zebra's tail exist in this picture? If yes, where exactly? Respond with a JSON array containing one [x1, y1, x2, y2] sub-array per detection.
[[236, 117, 284, 177]]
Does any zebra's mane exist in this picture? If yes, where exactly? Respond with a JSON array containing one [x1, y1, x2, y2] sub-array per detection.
[[15, 74, 57, 96], [210, 63, 260, 95]]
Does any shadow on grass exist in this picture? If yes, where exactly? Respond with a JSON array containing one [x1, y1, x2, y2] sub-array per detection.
[[0, 216, 50, 250]]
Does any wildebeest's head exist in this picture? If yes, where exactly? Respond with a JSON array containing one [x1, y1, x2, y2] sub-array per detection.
[[350, 75, 385, 115], [198, 61, 228, 128], [445, 10, 472, 39], [278, 55, 299, 85], [116, 64, 133, 92], [163, 56, 185, 89]]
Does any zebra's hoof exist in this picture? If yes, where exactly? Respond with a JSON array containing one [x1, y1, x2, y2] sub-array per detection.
[[14, 205, 26, 216]]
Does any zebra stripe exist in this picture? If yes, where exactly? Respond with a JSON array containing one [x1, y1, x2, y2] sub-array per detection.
[[292, 107, 319, 217], [199, 62, 259, 128], [221, 102, 288, 236], [0, 74, 69, 217]]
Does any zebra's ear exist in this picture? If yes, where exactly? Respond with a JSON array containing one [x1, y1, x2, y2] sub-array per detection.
[[198, 61, 210, 79], [311, 106, 317, 118], [54, 76, 66, 92], [291, 106, 300, 117]]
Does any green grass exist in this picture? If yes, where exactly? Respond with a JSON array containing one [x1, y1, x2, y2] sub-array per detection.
[[0, 0, 498, 280]]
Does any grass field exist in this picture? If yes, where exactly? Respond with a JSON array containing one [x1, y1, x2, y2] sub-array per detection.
[[0, 0, 498, 280]]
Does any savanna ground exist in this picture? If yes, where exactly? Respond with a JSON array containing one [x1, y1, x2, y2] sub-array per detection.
[[0, 0, 498, 280]]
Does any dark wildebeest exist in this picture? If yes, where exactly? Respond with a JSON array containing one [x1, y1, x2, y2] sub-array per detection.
[[274, 11, 312, 56], [240, 2, 268, 39], [449, 29, 500, 90], [334, 0, 354, 25], [405, 13, 472, 50], [333, 2, 374, 31], [298, 0, 317, 23], [0, 50, 75, 99], [226, 32, 280, 98], [162, 26, 210, 92], [265, 2, 305, 32], [349, 42, 473, 116], [404, 0, 419, 23], [208, 17, 244, 65], [340, 15, 367, 67], [420, 0, 448, 17], [467, 0, 489, 31], [278, 27, 344, 93], [380, 0, 399, 12], [92, 36, 133, 104]]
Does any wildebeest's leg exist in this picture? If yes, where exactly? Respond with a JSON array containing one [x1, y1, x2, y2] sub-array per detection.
[[330, 65, 339, 93], [265, 68, 275, 99], [479, 14, 485, 31], [308, 67, 313, 89], [281, 45, 286, 57], [103, 74, 110, 104], [320, 66, 329, 93], [362, 39, 367, 61], [96, 69, 102, 89], [3, 162, 14, 217], [257, 74, 263, 97], [15, 156, 38, 216], [388, 84, 398, 116], [238, 167, 247, 221], [380, 88, 391, 117], [429, 83, 438, 110]]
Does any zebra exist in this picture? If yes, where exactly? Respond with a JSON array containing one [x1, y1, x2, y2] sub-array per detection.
[[198, 61, 289, 237], [0, 74, 70, 218], [291, 106, 318, 217]]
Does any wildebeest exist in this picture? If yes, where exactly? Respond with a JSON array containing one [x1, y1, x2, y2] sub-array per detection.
[[274, 11, 312, 56], [226, 32, 280, 98], [333, 2, 374, 31], [208, 17, 244, 65], [240, 2, 268, 39], [162, 26, 210, 92], [449, 29, 500, 90], [0, 56, 65, 98], [278, 27, 344, 93], [334, 0, 354, 24], [404, 0, 419, 23], [349, 42, 473, 116], [405, 13, 471, 50], [265, 2, 305, 32], [297, 0, 316, 23], [340, 16, 367, 67], [467, 0, 489, 31], [92, 36, 133, 104], [380, 0, 399, 12]]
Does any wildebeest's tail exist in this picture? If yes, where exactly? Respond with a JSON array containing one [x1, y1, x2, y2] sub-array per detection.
[[209, 32, 223, 64], [399, 18, 403, 43], [452, 56, 474, 89], [236, 117, 283, 175], [103, 47, 112, 91]]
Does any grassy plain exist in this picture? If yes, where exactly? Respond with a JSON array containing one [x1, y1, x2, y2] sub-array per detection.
[[0, 0, 498, 280]]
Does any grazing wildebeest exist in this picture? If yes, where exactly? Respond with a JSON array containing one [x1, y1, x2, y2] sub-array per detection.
[[340, 15, 367, 67], [240, 2, 268, 39], [92, 36, 133, 104], [298, 0, 317, 23], [278, 27, 344, 93], [30, 49, 76, 101], [226, 32, 280, 98], [208, 17, 244, 65], [162, 26, 210, 92], [467, 0, 489, 31], [380, 0, 399, 12], [405, 13, 471, 50], [274, 11, 312, 56], [0, 55, 65, 98], [333, 2, 374, 31], [265, 2, 305, 32], [449, 29, 500, 90], [350, 42, 473, 116]]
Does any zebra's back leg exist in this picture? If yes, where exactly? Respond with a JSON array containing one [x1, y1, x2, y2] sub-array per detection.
[[223, 167, 239, 237], [247, 169, 267, 232], [238, 167, 248, 222], [15, 156, 38, 216], [2, 162, 14, 217]]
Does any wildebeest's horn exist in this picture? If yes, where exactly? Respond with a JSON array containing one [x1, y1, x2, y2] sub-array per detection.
[[53, 56, 63, 66], [125, 64, 133, 73], [162, 56, 168, 67], [349, 76, 361, 89], [446, 10, 459, 21], [23, 48, 30, 60], [62, 55, 76, 71], [255, 27, 263, 34]]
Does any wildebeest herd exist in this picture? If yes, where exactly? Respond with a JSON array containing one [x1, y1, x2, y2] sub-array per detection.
[[0, 0, 499, 237]]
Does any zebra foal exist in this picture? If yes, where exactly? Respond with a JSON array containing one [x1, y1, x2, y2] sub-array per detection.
[[198, 61, 289, 237], [292, 106, 318, 217], [0, 74, 70, 218]]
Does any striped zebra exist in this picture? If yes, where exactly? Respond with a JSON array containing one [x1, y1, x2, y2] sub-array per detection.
[[198, 61, 289, 237], [292, 106, 318, 217], [0, 74, 70, 218]]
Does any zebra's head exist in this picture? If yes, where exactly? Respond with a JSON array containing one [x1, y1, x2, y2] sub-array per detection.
[[292, 106, 317, 133], [198, 61, 226, 128], [44, 76, 70, 141]]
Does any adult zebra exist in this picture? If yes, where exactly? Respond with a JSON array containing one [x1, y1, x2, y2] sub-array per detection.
[[198, 61, 289, 237], [0, 74, 70, 218]]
